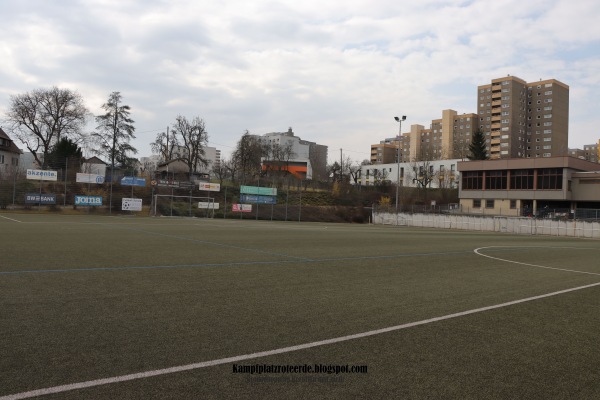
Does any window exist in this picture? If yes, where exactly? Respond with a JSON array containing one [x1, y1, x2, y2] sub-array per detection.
[[544, 114, 552, 118], [12, 158, 18, 166], [543, 145, 551, 149], [462, 171, 483, 190], [543, 138, 552, 142], [537, 168, 563, 190], [485, 170, 507, 190], [510, 169, 534, 189], [0, 155, 3, 164], [510, 200, 517, 209], [485, 199, 495, 208], [544, 129, 552, 134], [473, 199, 481, 208], [502, 104, 510, 108], [544, 122, 552, 126], [545, 91, 553, 95], [544, 99, 553, 103], [543, 153, 551, 157]]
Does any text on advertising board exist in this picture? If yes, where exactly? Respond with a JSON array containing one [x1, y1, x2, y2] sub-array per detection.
[[26, 169, 58, 181], [25, 193, 57, 205], [75, 195, 103, 206]]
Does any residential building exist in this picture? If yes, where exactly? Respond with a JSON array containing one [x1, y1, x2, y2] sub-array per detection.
[[371, 75, 570, 163], [568, 141, 599, 163], [477, 76, 569, 159], [260, 128, 328, 180], [458, 156, 600, 216], [0, 128, 22, 172], [371, 110, 477, 164], [361, 159, 461, 188]]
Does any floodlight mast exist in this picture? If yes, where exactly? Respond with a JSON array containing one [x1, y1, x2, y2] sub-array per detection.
[[394, 116, 407, 212]]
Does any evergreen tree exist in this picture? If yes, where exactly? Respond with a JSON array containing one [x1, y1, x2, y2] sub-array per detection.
[[468, 128, 488, 160]]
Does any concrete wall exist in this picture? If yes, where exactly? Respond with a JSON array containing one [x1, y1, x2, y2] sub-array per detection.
[[373, 211, 600, 239]]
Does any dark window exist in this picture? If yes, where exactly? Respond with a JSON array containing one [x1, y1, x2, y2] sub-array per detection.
[[536, 168, 563, 190], [485, 199, 494, 208], [473, 199, 481, 208], [485, 170, 507, 190], [510, 169, 534, 189], [510, 200, 517, 209], [462, 171, 483, 190]]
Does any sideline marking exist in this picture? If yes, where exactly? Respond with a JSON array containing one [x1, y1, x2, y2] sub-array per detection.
[[474, 246, 600, 277], [2, 281, 600, 400], [0, 215, 22, 223]]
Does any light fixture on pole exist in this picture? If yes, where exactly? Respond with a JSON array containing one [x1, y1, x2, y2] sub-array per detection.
[[394, 116, 406, 212]]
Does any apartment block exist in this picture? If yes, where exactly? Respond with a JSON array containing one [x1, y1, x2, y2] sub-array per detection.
[[370, 110, 477, 164], [477, 76, 569, 160]]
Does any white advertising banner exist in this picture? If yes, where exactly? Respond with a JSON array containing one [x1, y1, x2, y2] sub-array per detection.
[[198, 202, 220, 209], [199, 182, 221, 191], [122, 198, 143, 211], [26, 169, 58, 181], [76, 173, 105, 184]]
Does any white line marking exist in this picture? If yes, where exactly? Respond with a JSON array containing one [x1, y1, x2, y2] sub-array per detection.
[[474, 246, 600, 277], [0, 215, 22, 223], [3, 281, 600, 400]]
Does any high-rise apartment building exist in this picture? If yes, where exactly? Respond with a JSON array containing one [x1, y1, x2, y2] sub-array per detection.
[[476, 76, 569, 159], [370, 75, 569, 163]]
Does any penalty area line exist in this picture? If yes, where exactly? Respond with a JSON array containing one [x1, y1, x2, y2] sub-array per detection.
[[2, 281, 600, 400], [0, 215, 22, 223]]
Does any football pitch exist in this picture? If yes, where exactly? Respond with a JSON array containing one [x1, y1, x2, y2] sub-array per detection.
[[1, 214, 599, 399]]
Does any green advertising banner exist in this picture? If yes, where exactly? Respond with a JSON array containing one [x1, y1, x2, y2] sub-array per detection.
[[240, 185, 277, 196]]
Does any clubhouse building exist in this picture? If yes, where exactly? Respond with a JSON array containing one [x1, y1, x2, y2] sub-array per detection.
[[458, 156, 600, 216]]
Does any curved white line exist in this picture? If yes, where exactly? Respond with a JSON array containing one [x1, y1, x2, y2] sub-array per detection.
[[474, 246, 600, 277]]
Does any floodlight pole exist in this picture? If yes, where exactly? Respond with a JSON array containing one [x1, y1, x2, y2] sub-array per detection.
[[394, 116, 406, 212]]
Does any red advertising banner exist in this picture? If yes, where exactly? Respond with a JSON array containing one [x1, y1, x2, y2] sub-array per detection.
[[232, 204, 252, 212]]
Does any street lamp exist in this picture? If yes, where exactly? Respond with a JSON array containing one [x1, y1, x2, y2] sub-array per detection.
[[394, 116, 406, 212]]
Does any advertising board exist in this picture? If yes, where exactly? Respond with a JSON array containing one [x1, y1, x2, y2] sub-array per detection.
[[76, 173, 105, 184], [26, 169, 58, 181], [232, 204, 252, 212], [199, 182, 221, 191], [122, 198, 143, 211], [75, 195, 103, 206], [25, 193, 57, 205]]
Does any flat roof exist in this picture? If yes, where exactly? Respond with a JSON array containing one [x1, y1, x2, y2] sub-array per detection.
[[458, 156, 600, 172]]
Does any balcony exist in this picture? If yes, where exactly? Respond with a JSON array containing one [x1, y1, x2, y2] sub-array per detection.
[[492, 100, 501, 106], [492, 84, 501, 92]]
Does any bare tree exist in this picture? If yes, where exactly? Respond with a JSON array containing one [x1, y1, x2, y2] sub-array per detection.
[[170, 115, 209, 180], [150, 129, 179, 163], [409, 149, 436, 189], [5, 87, 88, 168], [212, 158, 230, 186], [232, 131, 266, 184], [263, 141, 295, 183]]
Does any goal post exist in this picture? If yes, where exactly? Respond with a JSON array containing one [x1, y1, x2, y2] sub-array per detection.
[[151, 194, 216, 218]]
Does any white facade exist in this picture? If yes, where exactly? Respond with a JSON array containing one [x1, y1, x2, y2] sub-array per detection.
[[361, 159, 461, 188]]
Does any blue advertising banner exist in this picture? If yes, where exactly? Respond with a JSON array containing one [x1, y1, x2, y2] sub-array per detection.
[[120, 176, 146, 186], [240, 194, 277, 204], [75, 195, 103, 206], [25, 193, 56, 205]]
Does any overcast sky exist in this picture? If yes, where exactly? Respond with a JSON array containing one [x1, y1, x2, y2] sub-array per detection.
[[1, 0, 599, 162]]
